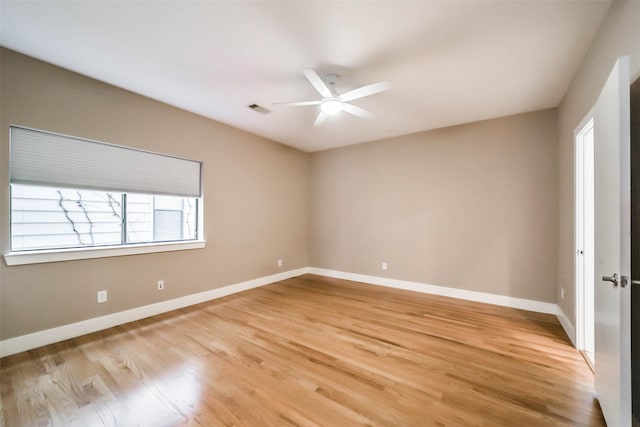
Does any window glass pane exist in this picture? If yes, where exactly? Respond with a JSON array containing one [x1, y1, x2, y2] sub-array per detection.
[[126, 194, 198, 243], [126, 193, 153, 243], [11, 184, 122, 251], [153, 195, 198, 242], [154, 210, 183, 241], [182, 197, 197, 240], [154, 195, 183, 210]]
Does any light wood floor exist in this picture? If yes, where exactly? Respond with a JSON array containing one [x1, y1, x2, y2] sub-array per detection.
[[1, 274, 604, 426]]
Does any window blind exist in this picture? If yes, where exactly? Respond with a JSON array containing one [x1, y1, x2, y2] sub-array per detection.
[[9, 126, 201, 197]]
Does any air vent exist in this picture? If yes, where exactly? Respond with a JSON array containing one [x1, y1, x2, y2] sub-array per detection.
[[248, 104, 271, 115]]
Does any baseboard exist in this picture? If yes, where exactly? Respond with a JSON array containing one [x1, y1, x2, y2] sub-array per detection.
[[309, 268, 579, 347], [556, 306, 576, 346], [308, 267, 559, 315], [0, 267, 310, 358], [1, 266, 571, 358]]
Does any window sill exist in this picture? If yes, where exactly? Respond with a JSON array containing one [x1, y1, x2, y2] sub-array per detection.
[[3, 240, 207, 266]]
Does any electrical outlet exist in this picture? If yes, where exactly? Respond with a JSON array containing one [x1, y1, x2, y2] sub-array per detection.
[[97, 290, 107, 304], [277, 258, 283, 267], [381, 262, 388, 271], [157, 280, 165, 291], [561, 288, 564, 300]]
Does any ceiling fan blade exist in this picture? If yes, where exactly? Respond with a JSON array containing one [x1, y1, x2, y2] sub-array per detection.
[[314, 112, 328, 127], [303, 69, 333, 98], [343, 103, 375, 120], [272, 100, 322, 106], [339, 81, 392, 102]]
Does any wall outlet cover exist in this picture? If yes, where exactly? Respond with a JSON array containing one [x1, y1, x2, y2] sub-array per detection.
[[97, 290, 107, 304]]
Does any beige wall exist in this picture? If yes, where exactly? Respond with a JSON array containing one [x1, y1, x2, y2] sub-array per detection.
[[9, 1, 636, 343], [0, 48, 309, 340], [310, 110, 558, 302], [556, 1, 640, 323]]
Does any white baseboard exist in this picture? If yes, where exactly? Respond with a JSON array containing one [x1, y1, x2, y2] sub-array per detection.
[[309, 268, 579, 348], [1, 266, 574, 358], [308, 267, 559, 315], [556, 306, 576, 346], [0, 267, 310, 358]]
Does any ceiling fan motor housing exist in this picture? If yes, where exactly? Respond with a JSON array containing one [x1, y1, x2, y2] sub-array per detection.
[[324, 74, 339, 87]]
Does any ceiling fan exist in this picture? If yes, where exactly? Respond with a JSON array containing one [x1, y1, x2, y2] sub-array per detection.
[[275, 69, 392, 127]]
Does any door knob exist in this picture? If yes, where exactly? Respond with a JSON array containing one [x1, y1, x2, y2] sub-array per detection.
[[620, 276, 629, 288], [602, 273, 619, 287]]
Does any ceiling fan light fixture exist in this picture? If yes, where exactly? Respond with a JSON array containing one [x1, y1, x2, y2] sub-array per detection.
[[275, 69, 390, 126], [321, 98, 344, 115]]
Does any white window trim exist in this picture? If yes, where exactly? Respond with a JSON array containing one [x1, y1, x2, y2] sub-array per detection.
[[3, 240, 206, 266]]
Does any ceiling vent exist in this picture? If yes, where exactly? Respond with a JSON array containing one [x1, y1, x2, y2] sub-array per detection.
[[248, 104, 271, 115]]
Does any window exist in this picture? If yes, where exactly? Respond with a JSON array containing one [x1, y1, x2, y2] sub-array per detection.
[[6, 126, 203, 262], [10, 184, 199, 251]]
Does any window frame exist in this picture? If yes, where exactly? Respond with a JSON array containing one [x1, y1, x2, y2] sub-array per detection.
[[3, 239, 206, 266]]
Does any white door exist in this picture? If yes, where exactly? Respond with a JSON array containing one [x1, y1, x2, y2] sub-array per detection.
[[593, 56, 632, 427]]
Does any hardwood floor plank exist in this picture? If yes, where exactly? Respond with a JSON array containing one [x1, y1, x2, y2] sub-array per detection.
[[1, 274, 605, 426]]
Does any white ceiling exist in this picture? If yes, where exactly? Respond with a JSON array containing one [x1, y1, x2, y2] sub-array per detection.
[[0, 1, 611, 152]]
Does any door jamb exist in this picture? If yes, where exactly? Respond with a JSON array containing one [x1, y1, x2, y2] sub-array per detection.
[[574, 111, 594, 354]]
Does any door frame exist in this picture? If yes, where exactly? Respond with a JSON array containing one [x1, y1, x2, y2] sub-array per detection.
[[574, 111, 595, 360], [631, 73, 640, 427]]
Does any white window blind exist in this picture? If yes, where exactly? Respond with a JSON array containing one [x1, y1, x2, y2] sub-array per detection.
[[10, 126, 202, 197]]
